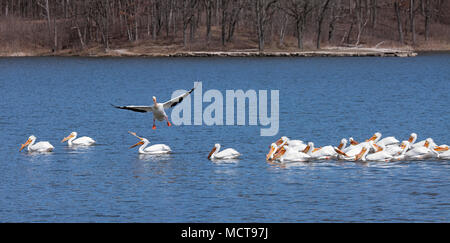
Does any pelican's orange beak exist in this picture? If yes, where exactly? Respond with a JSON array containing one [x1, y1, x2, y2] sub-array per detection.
[[355, 147, 367, 160], [312, 147, 321, 153], [61, 134, 75, 143], [350, 140, 359, 145], [434, 146, 448, 152], [408, 135, 414, 143], [337, 142, 344, 150], [207, 147, 217, 160], [334, 147, 348, 156], [274, 138, 283, 146], [130, 140, 144, 149], [302, 145, 311, 153], [266, 147, 275, 161], [272, 147, 286, 161], [424, 141, 430, 148], [368, 134, 377, 141], [20, 138, 32, 151], [373, 144, 383, 152]]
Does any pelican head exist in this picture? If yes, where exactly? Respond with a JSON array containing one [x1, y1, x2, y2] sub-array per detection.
[[130, 137, 149, 149], [208, 144, 220, 160], [275, 136, 288, 146], [408, 133, 417, 144], [128, 131, 149, 149], [400, 140, 411, 150], [338, 138, 348, 150], [424, 138, 433, 148], [302, 142, 313, 153], [349, 137, 359, 145], [368, 132, 382, 142], [61, 132, 77, 143], [266, 143, 278, 161], [20, 135, 36, 151], [152, 96, 157, 104]]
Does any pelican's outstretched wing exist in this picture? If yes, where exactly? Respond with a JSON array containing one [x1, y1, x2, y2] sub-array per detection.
[[162, 86, 196, 109], [111, 104, 154, 113]]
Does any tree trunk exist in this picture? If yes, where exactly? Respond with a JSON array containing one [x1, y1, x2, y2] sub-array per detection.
[[316, 0, 331, 49], [410, 0, 416, 45], [394, 1, 404, 44]]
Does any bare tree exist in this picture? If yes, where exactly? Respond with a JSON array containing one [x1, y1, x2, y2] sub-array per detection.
[[394, 0, 404, 44], [255, 0, 278, 51], [315, 0, 331, 49]]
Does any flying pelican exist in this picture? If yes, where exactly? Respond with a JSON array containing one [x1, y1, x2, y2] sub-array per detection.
[[61, 132, 95, 146], [128, 131, 171, 154], [207, 144, 241, 160], [20, 135, 54, 153], [112, 85, 196, 129]]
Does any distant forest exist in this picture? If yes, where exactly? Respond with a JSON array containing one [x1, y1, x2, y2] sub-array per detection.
[[0, 0, 449, 54]]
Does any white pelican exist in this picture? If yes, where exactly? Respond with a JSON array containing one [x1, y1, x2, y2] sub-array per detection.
[[365, 142, 393, 162], [343, 133, 381, 153], [61, 132, 95, 146], [405, 138, 439, 160], [207, 144, 241, 160], [411, 137, 438, 150], [20, 135, 54, 153], [128, 131, 171, 154], [437, 149, 450, 160], [334, 142, 372, 161], [274, 136, 307, 152], [271, 145, 311, 162], [391, 141, 411, 161], [112, 85, 196, 129], [407, 133, 418, 144], [337, 138, 348, 151], [377, 136, 400, 147], [303, 142, 336, 160]]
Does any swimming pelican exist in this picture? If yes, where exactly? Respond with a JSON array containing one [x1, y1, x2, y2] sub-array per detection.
[[334, 142, 372, 161], [128, 131, 171, 154], [61, 132, 95, 146], [337, 138, 348, 151], [411, 137, 437, 150], [207, 144, 241, 160], [391, 141, 411, 161], [405, 138, 438, 160], [302, 142, 337, 160], [343, 132, 381, 153], [274, 136, 307, 152], [365, 142, 393, 162], [112, 85, 196, 129], [20, 135, 54, 153], [437, 149, 450, 160], [271, 145, 311, 162], [377, 136, 400, 147]]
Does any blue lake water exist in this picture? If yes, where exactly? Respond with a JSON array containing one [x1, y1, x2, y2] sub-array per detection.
[[0, 54, 449, 222]]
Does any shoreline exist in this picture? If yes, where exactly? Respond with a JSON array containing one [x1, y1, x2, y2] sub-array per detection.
[[3, 47, 445, 58]]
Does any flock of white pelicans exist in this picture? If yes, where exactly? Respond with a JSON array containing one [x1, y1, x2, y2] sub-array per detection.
[[19, 131, 450, 162], [17, 85, 450, 162], [266, 132, 450, 162]]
